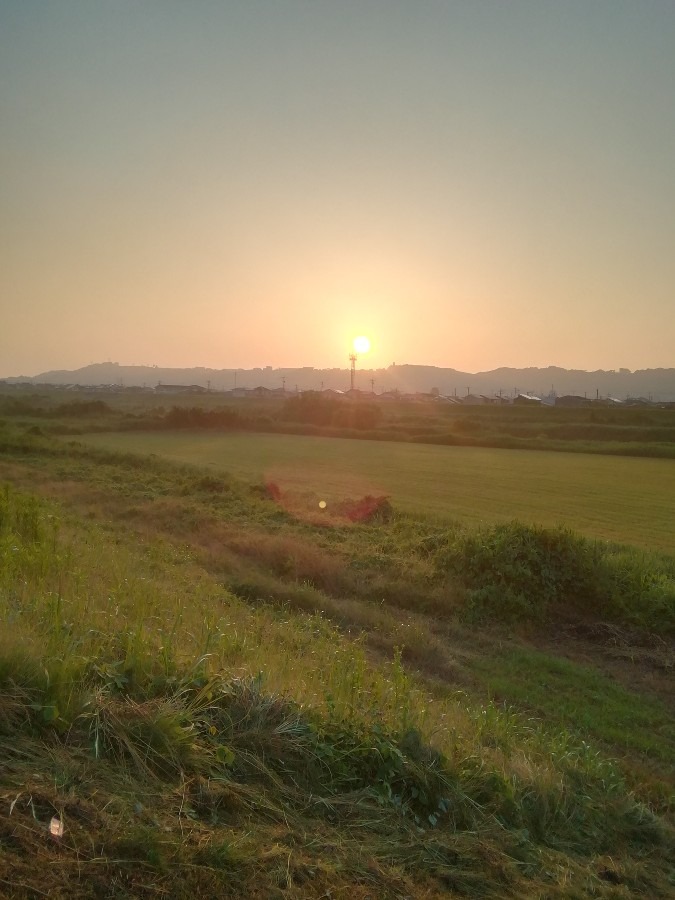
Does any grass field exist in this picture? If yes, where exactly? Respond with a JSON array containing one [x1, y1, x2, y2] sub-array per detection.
[[78, 430, 675, 551], [1, 424, 674, 897]]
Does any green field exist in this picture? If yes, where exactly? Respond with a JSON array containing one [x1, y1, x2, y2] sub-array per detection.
[[2, 424, 674, 897], [78, 430, 675, 550]]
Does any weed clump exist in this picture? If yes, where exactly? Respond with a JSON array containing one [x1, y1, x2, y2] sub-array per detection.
[[260, 481, 393, 525], [263, 480, 282, 502], [445, 522, 597, 621], [334, 494, 393, 523], [440, 521, 675, 631]]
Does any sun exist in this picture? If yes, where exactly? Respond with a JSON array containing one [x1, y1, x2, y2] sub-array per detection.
[[353, 335, 371, 354]]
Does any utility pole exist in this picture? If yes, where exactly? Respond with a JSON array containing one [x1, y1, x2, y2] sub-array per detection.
[[349, 353, 357, 391], [370, 378, 375, 393], [281, 376, 286, 392]]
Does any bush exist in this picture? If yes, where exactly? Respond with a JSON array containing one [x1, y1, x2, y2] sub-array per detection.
[[442, 522, 597, 621], [55, 400, 111, 417], [282, 394, 383, 430], [163, 406, 244, 429], [282, 393, 339, 426], [438, 521, 675, 631]]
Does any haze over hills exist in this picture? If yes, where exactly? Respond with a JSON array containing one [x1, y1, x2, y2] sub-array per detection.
[[4, 362, 675, 401]]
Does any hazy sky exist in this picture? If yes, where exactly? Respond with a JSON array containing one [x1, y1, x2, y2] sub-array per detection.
[[2, 1, 674, 376]]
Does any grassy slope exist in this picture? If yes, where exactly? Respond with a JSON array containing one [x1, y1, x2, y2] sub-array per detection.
[[77, 430, 675, 551], [0, 427, 674, 897]]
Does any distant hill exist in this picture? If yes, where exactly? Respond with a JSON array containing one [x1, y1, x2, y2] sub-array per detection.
[[4, 361, 675, 401]]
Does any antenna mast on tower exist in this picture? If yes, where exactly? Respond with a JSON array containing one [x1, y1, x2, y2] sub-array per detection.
[[349, 353, 357, 391]]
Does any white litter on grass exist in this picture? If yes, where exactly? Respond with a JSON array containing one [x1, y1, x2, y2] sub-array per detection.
[[49, 816, 64, 838]]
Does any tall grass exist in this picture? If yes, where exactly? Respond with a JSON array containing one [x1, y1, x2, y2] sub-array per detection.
[[0, 483, 670, 828], [1, 435, 674, 894]]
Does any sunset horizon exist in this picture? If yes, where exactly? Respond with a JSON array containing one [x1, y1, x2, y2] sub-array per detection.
[[2, 2, 674, 379]]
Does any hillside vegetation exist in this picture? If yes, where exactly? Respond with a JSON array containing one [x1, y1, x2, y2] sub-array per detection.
[[2, 384, 675, 458], [0, 422, 673, 898]]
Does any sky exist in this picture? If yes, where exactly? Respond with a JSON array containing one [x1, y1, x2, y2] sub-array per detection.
[[1, 1, 674, 377]]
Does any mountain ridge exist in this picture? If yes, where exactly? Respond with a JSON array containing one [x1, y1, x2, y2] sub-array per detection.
[[4, 362, 675, 400]]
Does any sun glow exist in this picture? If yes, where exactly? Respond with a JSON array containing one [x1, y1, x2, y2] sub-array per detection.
[[353, 335, 371, 354]]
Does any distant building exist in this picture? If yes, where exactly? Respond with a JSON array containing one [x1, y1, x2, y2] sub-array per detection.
[[555, 395, 592, 407], [155, 384, 206, 394], [248, 386, 287, 397], [343, 388, 371, 399], [513, 393, 542, 405], [623, 397, 655, 408]]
